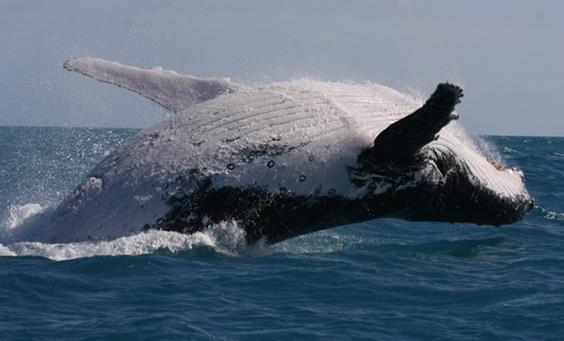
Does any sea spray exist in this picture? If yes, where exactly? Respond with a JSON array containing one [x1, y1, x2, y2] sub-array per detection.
[[0, 220, 251, 261], [2, 203, 45, 230]]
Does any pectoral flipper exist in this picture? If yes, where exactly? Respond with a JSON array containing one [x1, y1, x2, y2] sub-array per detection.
[[365, 83, 463, 163], [64, 57, 236, 114]]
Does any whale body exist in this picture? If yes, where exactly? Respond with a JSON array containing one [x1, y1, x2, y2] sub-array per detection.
[[47, 58, 533, 244]]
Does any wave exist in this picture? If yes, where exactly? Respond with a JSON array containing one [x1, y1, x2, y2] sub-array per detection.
[[544, 210, 564, 221], [1, 203, 54, 243], [1, 203, 45, 230], [0, 201, 353, 261], [0, 220, 251, 261], [535, 205, 564, 222], [0, 202, 368, 261], [274, 230, 366, 254], [0, 202, 535, 262], [0, 203, 253, 261]]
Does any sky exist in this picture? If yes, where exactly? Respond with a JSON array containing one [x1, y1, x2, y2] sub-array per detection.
[[0, 0, 562, 136]]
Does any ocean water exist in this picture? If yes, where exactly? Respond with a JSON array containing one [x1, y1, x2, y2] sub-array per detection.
[[0, 126, 563, 340]]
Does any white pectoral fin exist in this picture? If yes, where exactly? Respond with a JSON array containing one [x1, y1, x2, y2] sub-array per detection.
[[64, 57, 236, 114]]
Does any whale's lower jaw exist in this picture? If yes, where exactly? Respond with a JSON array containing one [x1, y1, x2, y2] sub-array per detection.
[[144, 185, 404, 245], [402, 182, 533, 228], [416, 136, 534, 227], [147, 176, 532, 246]]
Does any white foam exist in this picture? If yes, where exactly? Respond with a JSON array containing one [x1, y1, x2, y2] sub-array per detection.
[[274, 230, 366, 254], [0, 221, 248, 261], [538, 206, 564, 221], [1, 203, 45, 230], [0, 244, 16, 257], [545, 211, 564, 221], [0, 203, 45, 240]]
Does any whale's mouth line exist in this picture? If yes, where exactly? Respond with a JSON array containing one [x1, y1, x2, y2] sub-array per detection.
[[422, 144, 533, 225], [346, 130, 533, 227]]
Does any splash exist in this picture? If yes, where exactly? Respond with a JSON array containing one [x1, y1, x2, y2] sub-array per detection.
[[540, 208, 564, 221], [0, 220, 249, 261], [447, 122, 504, 166], [0, 244, 16, 257], [545, 211, 564, 221], [274, 230, 367, 254], [2, 203, 45, 230]]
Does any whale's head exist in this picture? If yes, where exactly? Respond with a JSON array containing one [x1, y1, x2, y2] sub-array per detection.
[[411, 134, 533, 225], [353, 83, 533, 226], [353, 133, 533, 226]]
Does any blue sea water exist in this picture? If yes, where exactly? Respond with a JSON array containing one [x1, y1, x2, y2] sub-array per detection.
[[0, 126, 563, 340]]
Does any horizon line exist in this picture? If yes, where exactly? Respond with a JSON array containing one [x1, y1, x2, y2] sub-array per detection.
[[0, 124, 562, 139]]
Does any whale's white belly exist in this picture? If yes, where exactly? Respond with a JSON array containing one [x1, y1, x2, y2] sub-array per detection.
[[48, 81, 421, 241]]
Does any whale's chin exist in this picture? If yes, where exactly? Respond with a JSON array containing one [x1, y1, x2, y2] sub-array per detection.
[[400, 139, 533, 226]]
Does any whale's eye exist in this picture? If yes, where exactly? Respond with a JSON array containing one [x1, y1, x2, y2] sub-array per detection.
[[267, 160, 275, 168], [308, 155, 314, 162], [299, 175, 307, 182], [227, 163, 235, 170], [328, 188, 336, 195]]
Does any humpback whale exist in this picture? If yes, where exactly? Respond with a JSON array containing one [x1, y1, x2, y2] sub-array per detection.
[[47, 57, 533, 244]]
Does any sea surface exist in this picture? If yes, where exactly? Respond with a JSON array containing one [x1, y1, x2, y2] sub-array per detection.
[[0, 126, 563, 340]]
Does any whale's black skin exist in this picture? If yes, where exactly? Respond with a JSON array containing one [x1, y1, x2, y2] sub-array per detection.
[[148, 161, 532, 245], [145, 83, 533, 245], [154, 185, 405, 244]]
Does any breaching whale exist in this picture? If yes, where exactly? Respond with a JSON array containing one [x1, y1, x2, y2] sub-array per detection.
[[47, 57, 533, 244]]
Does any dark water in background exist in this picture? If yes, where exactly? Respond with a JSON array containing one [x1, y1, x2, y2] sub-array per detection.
[[0, 126, 563, 340]]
